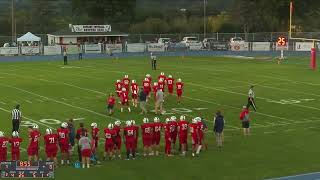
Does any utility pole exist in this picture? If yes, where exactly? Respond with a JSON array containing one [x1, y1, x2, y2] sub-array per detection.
[[11, 0, 15, 43], [203, 0, 206, 39]]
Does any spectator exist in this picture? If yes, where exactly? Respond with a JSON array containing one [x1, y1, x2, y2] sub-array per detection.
[[138, 87, 147, 114]]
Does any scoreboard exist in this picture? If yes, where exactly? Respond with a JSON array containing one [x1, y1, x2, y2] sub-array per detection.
[[0, 161, 54, 178]]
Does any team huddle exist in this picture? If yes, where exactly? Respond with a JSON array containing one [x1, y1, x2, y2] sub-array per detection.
[[110, 72, 185, 113], [0, 115, 207, 168]]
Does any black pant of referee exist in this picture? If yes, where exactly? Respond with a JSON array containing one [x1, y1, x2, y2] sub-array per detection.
[[152, 60, 157, 70], [12, 119, 20, 132], [247, 98, 257, 111]]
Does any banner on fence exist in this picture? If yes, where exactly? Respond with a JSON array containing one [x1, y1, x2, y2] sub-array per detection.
[[127, 43, 146, 52], [188, 42, 203, 50], [85, 44, 101, 53], [63, 45, 79, 54], [230, 42, 249, 51], [295, 42, 313, 51], [106, 44, 122, 53], [21, 46, 40, 54], [252, 42, 271, 51], [70, 24, 111, 32], [44, 45, 61, 55], [0, 47, 19, 55], [147, 43, 165, 52]]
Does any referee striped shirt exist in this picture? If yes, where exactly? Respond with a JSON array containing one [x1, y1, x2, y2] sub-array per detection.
[[11, 109, 21, 120]]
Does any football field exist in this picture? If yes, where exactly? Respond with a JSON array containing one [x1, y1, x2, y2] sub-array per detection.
[[0, 55, 319, 180]]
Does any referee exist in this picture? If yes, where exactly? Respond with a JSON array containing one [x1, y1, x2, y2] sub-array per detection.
[[11, 105, 22, 132], [151, 52, 157, 70], [247, 85, 257, 111]]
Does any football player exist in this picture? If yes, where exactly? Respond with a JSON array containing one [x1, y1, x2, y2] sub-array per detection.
[[190, 118, 199, 157], [123, 120, 136, 160], [164, 118, 173, 156], [57, 122, 70, 165], [115, 80, 123, 97], [152, 117, 162, 156], [104, 123, 116, 160], [176, 78, 184, 103], [152, 82, 158, 100], [166, 75, 175, 95], [141, 118, 153, 157], [122, 75, 130, 92], [120, 88, 131, 112], [91, 122, 100, 162], [177, 115, 189, 156], [9, 131, 22, 161], [28, 124, 41, 161], [131, 120, 139, 151], [44, 128, 58, 167], [169, 116, 178, 154], [113, 120, 122, 159], [131, 80, 139, 107], [0, 131, 8, 162]]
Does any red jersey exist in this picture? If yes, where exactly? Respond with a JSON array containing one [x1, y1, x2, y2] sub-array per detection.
[[153, 84, 158, 94], [29, 130, 41, 148], [147, 77, 152, 82], [152, 122, 163, 137], [169, 121, 178, 135], [176, 82, 184, 91], [0, 137, 9, 153], [104, 128, 115, 142], [57, 128, 69, 144], [124, 126, 136, 140], [113, 126, 121, 138], [141, 123, 153, 138], [91, 128, 99, 140], [158, 75, 166, 82], [133, 125, 139, 139], [131, 83, 138, 95], [9, 137, 22, 152], [120, 91, 129, 102], [189, 123, 199, 138], [115, 82, 123, 92], [122, 78, 130, 90], [76, 128, 88, 140], [163, 124, 171, 140], [166, 78, 175, 88], [107, 96, 115, 105], [178, 120, 189, 136], [158, 81, 164, 92], [44, 134, 58, 149], [143, 80, 151, 92]]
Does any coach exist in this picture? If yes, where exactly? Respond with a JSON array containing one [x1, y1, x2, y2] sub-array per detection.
[[11, 104, 22, 132]]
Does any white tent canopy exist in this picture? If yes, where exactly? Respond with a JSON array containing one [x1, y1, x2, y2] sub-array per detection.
[[17, 32, 41, 42]]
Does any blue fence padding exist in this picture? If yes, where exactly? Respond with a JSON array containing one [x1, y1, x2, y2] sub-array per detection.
[[0, 51, 311, 62]]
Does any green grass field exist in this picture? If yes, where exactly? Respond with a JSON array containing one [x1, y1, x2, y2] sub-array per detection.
[[0, 55, 319, 180]]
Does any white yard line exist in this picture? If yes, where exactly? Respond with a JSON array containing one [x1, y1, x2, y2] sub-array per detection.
[[25, 100, 33, 104], [0, 101, 6, 105]]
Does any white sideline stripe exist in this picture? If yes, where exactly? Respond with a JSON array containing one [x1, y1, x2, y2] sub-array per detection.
[[36, 99, 44, 103], [0, 84, 121, 122], [263, 131, 276, 134], [0, 107, 53, 129], [187, 82, 320, 113], [265, 172, 320, 180], [25, 100, 33, 104]]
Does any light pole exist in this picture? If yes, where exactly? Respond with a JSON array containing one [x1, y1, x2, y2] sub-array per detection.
[[11, 0, 15, 43], [203, 0, 207, 39]]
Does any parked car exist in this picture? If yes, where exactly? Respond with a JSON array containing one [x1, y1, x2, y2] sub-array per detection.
[[229, 37, 245, 44], [202, 38, 217, 49], [181, 37, 199, 44], [158, 38, 171, 44]]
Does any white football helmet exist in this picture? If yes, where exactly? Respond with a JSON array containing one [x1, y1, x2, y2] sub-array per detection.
[[132, 80, 136, 83], [144, 78, 149, 81], [46, 128, 52, 135], [160, 72, 164, 76], [168, 75, 172, 78], [116, 80, 120, 83], [146, 74, 150, 77], [165, 118, 171, 123], [115, 120, 121, 126], [170, 116, 177, 121], [177, 78, 182, 82], [91, 122, 97, 128], [180, 115, 186, 121], [125, 75, 129, 78], [192, 118, 198, 124], [122, 88, 126, 91], [12, 131, 19, 137], [108, 123, 114, 129], [143, 117, 149, 124], [159, 79, 163, 83], [131, 120, 136, 125], [154, 117, 160, 123], [33, 124, 39, 129], [195, 117, 202, 122], [0, 131, 4, 137], [154, 82, 158, 86], [126, 120, 132, 126], [61, 122, 68, 128]]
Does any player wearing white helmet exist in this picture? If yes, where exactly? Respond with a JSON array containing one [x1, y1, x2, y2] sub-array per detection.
[[131, 120, 139, 151], [57, 122, 71, 165], [113, 120, 122, 159], [131, 79, 139, 108], [115, 79, 123, 97], [152, 117, 162, 156], [120, 86, 131, 113], [0, 131, 8, 161], [104, 123, 116, 161], [90, 122, 100, 161], [122, 75, 130, 92], [141, 118, 153, 156], [190, 118, 199, 157], [164, 118, 173, 156], [196, 117, 207, 155], [123, 120, 137, 160], [28, 124, 41, 161], [176, 78, 184, 103], [169, 116, 178, 154], [44, 128, 58, 167], [167, 75, 175, 95], [177, 115, 189, 156], [10, 131, 22, 161]]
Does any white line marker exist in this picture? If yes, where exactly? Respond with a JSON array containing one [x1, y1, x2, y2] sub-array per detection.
[[25, 100, 33, 104], [0, 101, 6, 105]]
